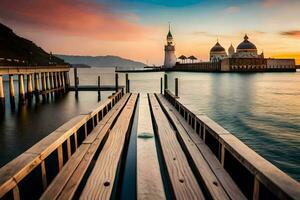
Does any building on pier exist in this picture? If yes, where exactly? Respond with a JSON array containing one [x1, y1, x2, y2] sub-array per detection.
[[167, 31, 296, 72], [163, 25, 177, 68]]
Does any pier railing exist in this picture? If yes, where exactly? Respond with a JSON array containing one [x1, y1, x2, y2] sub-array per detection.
[[0, 89, 123, 199], [164, 89, 300, 200]]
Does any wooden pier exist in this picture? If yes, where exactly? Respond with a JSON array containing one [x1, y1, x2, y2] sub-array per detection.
[[0, 88, 300, 199], [0, 65, 70, 110]]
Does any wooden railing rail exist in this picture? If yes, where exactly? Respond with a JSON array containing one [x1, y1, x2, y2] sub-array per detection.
[[0, 65, 70, 75], [164, 89, 300, 200], [0, 89, 123, 199]]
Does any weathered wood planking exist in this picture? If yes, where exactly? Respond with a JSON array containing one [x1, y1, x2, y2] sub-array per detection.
[[164, 89, 300, 200], [137, 94, 166, 200], [148, 94, 205, 200], [156, 94, 246, 200], [80, 94, 138, 199], [41, 93, 131, 200], [0, 90, 123, 199]]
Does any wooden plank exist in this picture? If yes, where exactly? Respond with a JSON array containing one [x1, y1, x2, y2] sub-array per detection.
[[157, 94, 246, 200], [137, 94, 166, 200], [219, 134, 300, 199], [80, 94, 138, 199], [148, 94, 205, 200], [40, 144, 90, 200], [0, 153, 41, 198], [42, 94, 131, 200]]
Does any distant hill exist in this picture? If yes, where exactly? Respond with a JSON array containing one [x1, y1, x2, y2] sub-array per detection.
[[56, 55, 146, 68], [0, 23, 65, 66]]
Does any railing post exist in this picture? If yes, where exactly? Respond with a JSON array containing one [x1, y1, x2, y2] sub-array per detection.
[[98, 76, 101, 101], [164, 73, 168, 91], [253, 177, 260, 200], [160, 77, 163, 94], [175, 78, 178, 97], [115, 73, 119, 93], [125, 73, 129, 93]]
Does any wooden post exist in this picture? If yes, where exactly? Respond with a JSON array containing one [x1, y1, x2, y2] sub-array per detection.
[[125, 73, 128, 93], [9, 75, 15, 108], [175, 78, 178, 97], [45, 72, 49, 90], [98, 76, 101, 101], [42, 73, 47, 93], [27, 74, 33, 100], [58, 72, 62, 91], [61, 72, 65, 93], [164, 73, 168, 91], [74, 68, 78, 97], [34, 73, 40, 101], [0, 75, 5, 111], [127, 79, 130, 93], [115, 73, 119, 93], [19, 74, 26, 104], [253, 177, 260, 200], [160, 77, 163, 94], [49, 72, 53, 90]]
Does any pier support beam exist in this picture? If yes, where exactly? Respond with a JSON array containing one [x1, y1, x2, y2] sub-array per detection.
[[27, 74, 33, 100], [49, 72, 53, 90], [58, 72, 62, 92], [61, 72, 65, 93], [9, 75, 15, 108], [41, 72, 47, 99], [0, 75, 5, 111], [34, 73, 40, 101], [19, 74, 26, 104]]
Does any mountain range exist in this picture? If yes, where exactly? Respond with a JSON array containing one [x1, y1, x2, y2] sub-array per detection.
[[56, 55, 146, 68]]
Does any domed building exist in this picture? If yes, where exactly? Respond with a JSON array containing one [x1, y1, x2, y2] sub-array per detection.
[[210, 41, 227, 62], [232, 34, 263, 58]]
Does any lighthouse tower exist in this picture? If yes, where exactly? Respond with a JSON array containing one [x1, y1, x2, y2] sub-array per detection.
[[163, 25, 176, 68]]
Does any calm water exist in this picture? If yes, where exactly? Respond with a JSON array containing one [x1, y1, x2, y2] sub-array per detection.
[[0, 68, 299, 183]]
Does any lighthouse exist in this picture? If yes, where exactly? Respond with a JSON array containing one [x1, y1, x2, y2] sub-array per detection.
[[163, 25, 176, 68]]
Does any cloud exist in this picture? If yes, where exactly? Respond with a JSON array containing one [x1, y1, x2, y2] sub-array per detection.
[[224, 6, 240, 14], [280, 30, 300, 38], [261, 0, 282, 8], [0, 0, 150, 41]]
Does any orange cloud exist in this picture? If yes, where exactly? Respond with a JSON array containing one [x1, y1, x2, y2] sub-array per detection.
[[261, 0, 282, 8], [0, 0, 149, 41], [280, 31, 300, 39]]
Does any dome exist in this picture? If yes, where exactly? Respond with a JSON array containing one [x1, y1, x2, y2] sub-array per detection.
[[210, 42, 225, 52], [237, 34, 257, 50]]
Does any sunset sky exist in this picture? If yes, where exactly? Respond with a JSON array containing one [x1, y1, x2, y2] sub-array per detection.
[[0, 0, 299, 65]]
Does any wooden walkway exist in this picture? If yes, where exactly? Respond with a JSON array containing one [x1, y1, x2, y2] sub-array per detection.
[[0, 90, 300, 200]]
